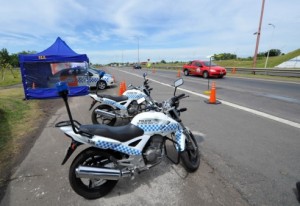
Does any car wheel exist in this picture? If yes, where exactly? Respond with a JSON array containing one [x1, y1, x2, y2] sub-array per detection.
[[184, 70, 189, 76], [203, 71, 209, 79], [97, 80, 107, 90]]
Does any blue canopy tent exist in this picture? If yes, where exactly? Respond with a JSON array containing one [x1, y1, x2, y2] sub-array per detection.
[[19, 37, 90, 99]]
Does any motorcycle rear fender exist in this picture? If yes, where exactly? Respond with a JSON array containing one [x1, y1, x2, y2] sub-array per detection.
[[59, 126, 91, 145], [89, 93, 102, 102], [60, 126, 123, 147], [89, 94, 104, 111]]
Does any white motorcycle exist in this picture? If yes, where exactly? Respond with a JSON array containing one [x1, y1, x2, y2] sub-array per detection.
[[89, 73, 155, 125], [55, 78, 200, 199]]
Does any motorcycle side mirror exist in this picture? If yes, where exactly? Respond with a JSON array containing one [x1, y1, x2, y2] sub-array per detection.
[[174, 78, 183, 87], [173, 78, 183, 96], [143, 72, 147, 79]]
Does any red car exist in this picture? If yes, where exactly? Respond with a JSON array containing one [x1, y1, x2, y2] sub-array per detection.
[[182, 60, 226, 78]]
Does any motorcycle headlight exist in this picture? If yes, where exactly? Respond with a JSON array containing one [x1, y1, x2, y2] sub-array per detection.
[[174, 100, 179, 109]]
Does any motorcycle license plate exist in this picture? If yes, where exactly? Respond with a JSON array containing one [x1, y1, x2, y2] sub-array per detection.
[[137, 97, 145, 104]]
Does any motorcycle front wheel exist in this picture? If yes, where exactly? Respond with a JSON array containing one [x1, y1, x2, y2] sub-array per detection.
[[180, 131, 200, 172], [69, 148, 119, 199], [91, 104, 117, 125]]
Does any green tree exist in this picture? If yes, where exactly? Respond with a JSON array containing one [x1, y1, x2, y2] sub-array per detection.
[[265, 49, 281, 57], [10, 53, 19, 67], [213, 53, 237, 60], [0, 48, 10, 65]]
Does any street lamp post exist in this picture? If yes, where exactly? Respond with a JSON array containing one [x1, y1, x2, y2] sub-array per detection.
[[264, 23, 276, 68], [252, 0, 266, 69]]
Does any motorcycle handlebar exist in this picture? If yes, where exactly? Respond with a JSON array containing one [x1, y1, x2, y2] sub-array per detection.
[[179, 108, 187, 112], [177, 93, 185, 99], [172, 93, 186, 102]]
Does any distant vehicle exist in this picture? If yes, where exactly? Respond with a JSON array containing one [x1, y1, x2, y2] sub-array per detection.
[[47, 67, 115, 90], [133, 64, 142, 69], [182, 60, 227, 78]]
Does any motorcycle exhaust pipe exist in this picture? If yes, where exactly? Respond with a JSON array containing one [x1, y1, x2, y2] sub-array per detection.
[[95, 109, 116, 118], [75, 166, 131, 180]]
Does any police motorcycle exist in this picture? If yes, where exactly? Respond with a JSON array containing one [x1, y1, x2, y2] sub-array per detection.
[[55, 78, 200, 199], [89, 73, 155, 125]]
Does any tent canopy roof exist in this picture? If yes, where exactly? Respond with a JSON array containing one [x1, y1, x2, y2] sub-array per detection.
[[19, 37, 89, 63]]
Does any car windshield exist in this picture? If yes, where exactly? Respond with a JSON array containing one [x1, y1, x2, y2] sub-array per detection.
[[203, 61, 217, 66], [53, 67, 86, 76], [89, 67, 106, 74], [88, 69, 98, 74]]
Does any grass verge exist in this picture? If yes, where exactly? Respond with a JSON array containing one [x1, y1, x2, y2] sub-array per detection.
[[0, 69, 22, 87], [0, 87, 42, 185]]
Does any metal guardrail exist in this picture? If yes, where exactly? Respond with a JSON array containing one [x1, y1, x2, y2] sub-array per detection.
[[225, 67, 300, 77], [151, 66, 300, 77]]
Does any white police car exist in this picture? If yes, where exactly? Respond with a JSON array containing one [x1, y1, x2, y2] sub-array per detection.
[[47, 67, 115, 90], [88, 68, 115, 90]]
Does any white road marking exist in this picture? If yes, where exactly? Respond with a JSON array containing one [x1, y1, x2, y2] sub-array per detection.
[[117, 69, 300, 129], [191, 131, 206, 137]]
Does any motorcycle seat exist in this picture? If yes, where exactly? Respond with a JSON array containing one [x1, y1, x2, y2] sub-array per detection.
[[98, 94, 128, 102], [79, 123, 144, 142]]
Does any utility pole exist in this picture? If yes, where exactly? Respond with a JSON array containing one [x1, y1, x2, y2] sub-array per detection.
[[264, 23, 275, 68], [252, 0, 265, 69]]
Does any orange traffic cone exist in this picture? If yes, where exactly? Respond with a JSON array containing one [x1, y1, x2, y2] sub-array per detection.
[[231, 68, 236, 74], [32, 82, 36, 89], [123, 81, 127, 93], [204, 82, 221, 104], [119, 81, 124, 96], [177, 70, 181, 77]]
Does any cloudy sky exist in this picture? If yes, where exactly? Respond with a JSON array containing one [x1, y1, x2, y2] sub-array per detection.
[[1, 0, 299, 64]]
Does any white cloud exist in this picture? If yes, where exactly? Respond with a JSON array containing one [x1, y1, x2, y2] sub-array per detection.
[[0, 0, 299, 64]]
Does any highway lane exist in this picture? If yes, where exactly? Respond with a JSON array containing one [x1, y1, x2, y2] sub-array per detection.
[[135, 67, 300, 124], [111, 67, 300, 205]]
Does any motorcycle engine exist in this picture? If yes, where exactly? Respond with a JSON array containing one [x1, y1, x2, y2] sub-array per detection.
[[143, 135, 164, 165], [127, 100, 139, 116]]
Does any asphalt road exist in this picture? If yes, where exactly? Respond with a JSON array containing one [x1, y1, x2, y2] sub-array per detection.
[[1, 67, 299, 205], [141, 67, 300, 124]]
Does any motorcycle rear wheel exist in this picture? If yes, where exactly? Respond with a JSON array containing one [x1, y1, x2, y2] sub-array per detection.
[[180, 131, 200, 172], [69, 148, 119, 199], [91, 104, 117, 125]]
